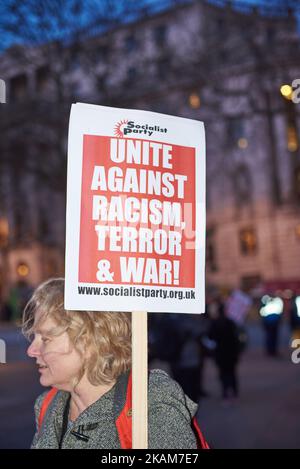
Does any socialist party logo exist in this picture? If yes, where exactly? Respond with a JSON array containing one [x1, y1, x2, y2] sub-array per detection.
[[114, 119, 167, 138]]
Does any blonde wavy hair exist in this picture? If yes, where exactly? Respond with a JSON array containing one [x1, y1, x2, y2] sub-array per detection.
[[22, 278, 131, 386]]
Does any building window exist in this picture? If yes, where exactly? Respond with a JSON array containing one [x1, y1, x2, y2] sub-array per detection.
[[125, 34, 138, 52], [96, 44, 109, 61], [154, 25, 167, 47], [10, 145, 27, 242], [0, 218, 9, 248], [233, 164, 252, 206], [10, 74, 27, 102], [36, 66, 50, 94], [69, 50, 80, 71], [294, 166, 300, 202], [281, 93, 299, 152], [206, 228, 217, 272], [219, 48, 228, 63], [266, 27, 275, 44], [239, 227, 257, 255], [97, 75, 107, 93], [287, 124, 298, 152], [45, 258, 58, 277], [189, 93, 201, 109], [39, 208, 50, 240], [216, 16, 225, 34], [126, 67, 138, 82], [157, 58, 170, 80], [14, 208, 23, 243], [70, 80, 82, 98], [227, 118, 245, 147], [240, 275, 261, 292]]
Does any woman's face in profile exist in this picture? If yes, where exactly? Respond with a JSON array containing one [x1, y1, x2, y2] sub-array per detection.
[[27, 315, 84, 391]]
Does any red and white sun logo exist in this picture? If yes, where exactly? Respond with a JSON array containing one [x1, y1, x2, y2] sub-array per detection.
[[114, 119, 128, 138]]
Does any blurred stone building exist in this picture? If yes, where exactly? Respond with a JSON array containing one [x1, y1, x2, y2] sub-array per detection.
[[0, 0, 299, 298]]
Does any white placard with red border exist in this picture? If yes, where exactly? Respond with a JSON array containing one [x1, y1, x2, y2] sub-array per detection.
[[65, 103, 206, 313]]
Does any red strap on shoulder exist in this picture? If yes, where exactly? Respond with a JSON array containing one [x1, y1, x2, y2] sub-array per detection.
[[115, 372, 132, 449], [192, 416, 210, 449], [38, 387, 58, 432], [115, 372, 209, 450]]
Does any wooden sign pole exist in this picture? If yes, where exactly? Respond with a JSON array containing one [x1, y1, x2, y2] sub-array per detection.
[[132, 311, 148, 449]]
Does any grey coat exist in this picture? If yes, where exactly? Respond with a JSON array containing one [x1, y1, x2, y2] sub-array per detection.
[[31, 369, 198, 449]]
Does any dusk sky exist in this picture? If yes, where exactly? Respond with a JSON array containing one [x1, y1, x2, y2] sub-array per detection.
[[0, 0, 298, 52]]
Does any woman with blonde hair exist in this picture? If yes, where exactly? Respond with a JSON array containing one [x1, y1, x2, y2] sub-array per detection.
[[23, 278, 208, 449]]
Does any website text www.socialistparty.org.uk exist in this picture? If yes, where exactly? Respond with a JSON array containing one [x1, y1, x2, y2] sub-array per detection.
[[78, 285, 196, 300]]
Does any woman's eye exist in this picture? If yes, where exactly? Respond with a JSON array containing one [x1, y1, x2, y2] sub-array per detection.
[[41, 337, 50, 343]]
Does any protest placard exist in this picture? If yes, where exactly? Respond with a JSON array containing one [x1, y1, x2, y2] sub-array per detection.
[[65, 103, 206, 314]]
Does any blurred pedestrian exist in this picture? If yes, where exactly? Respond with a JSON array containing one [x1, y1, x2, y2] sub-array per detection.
[[259, 295, 283, 357], [289, 294, 300, 341], [225, 289, 252, 327], [171, 328, 203, 402], [225, 289, 252, 354], [209, 302, 241, 401], [0, 301, 13, 322]]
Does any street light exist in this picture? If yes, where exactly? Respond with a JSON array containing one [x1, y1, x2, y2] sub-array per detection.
[[237, 137, 248, 149], [189, 93, 201, 109], [280, 84, 293, 100], [17, 262, 29, 278]]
